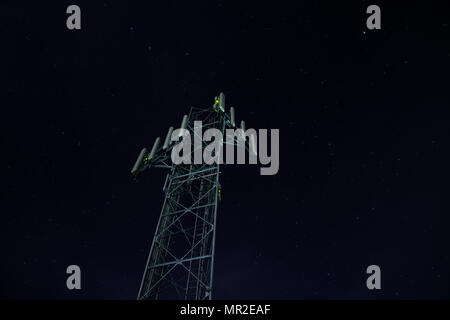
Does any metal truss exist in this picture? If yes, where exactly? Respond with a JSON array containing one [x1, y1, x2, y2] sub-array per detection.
[[135, 104, 232, 300]]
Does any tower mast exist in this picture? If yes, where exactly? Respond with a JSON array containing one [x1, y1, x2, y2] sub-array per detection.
[[132, 93, 242, 300]]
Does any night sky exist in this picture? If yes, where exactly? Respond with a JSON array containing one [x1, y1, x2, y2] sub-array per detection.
[[1, 1, 449, 299]]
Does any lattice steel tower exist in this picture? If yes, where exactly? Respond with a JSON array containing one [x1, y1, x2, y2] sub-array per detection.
[[131, 93, 247, 300]]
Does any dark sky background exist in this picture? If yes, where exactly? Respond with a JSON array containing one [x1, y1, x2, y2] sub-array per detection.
[[1, 1, 449, 299]]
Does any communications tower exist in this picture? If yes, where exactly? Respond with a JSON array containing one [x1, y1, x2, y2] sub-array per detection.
[[132, 93, 249, 300]]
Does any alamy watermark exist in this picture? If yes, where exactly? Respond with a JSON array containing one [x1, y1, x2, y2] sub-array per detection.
[[66, 265, 81, 290], [169, 121, 279, 176]]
